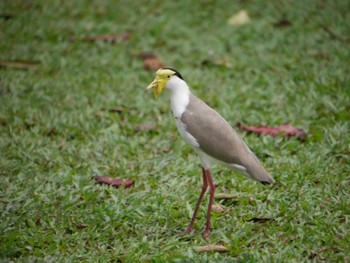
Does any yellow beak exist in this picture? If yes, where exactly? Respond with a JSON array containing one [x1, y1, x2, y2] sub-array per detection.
[[146, 78, 165, 98]]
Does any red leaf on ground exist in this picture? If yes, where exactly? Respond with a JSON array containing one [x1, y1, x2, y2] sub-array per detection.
[[236, 123, 306, 142], [93, 176, 134, 189], [143, 57, 166, 70], [124, 179, 135, 189], [138, 51, 157, 60], [138, 51, 166, 70], [133, 123, 158, 132]]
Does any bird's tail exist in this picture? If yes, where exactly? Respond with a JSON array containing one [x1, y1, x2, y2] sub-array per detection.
[[241, 152, 275, 184], [246, 160, 275, 185]]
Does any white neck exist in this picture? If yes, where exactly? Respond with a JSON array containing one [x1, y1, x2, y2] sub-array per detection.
[[166, 76, 190, 118]]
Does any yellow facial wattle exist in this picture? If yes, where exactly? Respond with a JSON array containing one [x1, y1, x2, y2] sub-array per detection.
[[146, 68, 176, 98]]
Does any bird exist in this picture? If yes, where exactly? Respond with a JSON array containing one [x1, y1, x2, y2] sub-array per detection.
[[146, 68, 275, 238]]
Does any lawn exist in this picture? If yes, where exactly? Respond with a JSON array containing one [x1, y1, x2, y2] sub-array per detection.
[[1, 0, 349, 262]]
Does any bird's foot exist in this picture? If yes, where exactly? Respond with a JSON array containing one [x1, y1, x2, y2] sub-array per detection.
[[203, 229, 210, 239], [181, 226, 194, 235]]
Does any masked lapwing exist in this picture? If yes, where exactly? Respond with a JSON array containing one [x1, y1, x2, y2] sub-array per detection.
[[146, 68, 275, 238]]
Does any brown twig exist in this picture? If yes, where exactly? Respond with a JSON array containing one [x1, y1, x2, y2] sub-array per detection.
[[321, 25, 350, 44]]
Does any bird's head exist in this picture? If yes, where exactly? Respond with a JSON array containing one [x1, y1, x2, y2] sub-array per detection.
[[146, 68, 184, 98]]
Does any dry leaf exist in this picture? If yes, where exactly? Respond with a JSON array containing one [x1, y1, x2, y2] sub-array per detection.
[[143, 57, 166, 70], [321, 25, 350, 44], [273, 19, 292, 28], [213, 60, 232, 68], [137, 51, 157, 60], [138, 51, 166, 70], [45, 127, 56, 137], [248, 195, 254, 205], [237, 123, 306, 142], [93, 176, 135, 189], [211, 204, 225, 213], [194, 245, 229, 253], [246, 217, 273, 223], [35, 218, 41, 225], [84, 33, 130, 42], [215, 193, 239, 200], [202, 59, 232, 68], [76, 223, 88, 229], [228, 10, 250, 26], [124, 179, 135, 189], [162, 147, 171, 153], [0, 14, 14, 21], [0, 60, 40, 69], [108, 106, 128, 113], [133, 123, 158, 132], [70, 33, 130, 43]]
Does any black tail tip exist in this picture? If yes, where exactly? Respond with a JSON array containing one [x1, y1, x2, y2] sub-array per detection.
[[261, 180, 276, 185]]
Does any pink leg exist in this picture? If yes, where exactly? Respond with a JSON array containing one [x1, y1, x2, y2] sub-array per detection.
[[182, 168, 208, 234], [203, 169, 215, 238]]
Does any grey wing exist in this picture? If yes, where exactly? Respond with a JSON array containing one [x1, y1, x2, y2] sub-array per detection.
[[181, 93, 275, 183]]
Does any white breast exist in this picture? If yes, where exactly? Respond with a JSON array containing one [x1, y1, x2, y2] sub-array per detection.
[[166, 76, 190, 118], [166, 76, 200, 148]]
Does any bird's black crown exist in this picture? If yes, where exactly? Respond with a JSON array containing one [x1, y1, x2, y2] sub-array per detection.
[[162, 68, 184, 80]]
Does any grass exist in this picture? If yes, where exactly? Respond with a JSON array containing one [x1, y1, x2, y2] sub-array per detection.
[[1, 0, 349, 261]]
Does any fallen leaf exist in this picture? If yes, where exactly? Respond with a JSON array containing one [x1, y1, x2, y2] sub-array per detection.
[[194, 245, 229, 253], [320, 25, 350, 44], [0, 60, 40, 69], [143, 57, 166, 70], [228, 10, 250, 26], [70, 32, 131, 43], [248, 195, 254, 205], [45, 127, 56, 137], [245, 217, 273, 223], [94, 176, 123, 187], [309, 247, 328, 260], [211, 204, 225, 213], [213, 60, 232, 68], [85, 33, 130, 42], [137, 51, 157, 60], [236, 123, 306, 142], [273, 19, 292, 28], [0, 14, 14, 21], [202, 59, 232, 68], [124, 179, 135, 189], [133, 123, 158, 132], [215, 193, 239, 200], [168, 134, 177, 141], [137, 51, 166, 70], [93, 176, 135, 189], [108, 106, 128, 113], [162, 147, 171, 153], [76, 223, 88, 229], [313, 51, 329, 59]]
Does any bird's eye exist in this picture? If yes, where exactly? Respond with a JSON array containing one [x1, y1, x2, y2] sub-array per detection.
[[167, 75, 170, 78]]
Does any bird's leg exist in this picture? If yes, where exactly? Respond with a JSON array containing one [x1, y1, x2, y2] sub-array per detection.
[[203, 168, 215, 238], [182, 167, 208, 234]]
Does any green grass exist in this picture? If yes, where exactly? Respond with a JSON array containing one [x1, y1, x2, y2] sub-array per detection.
[[1, 0, 349, 261]]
